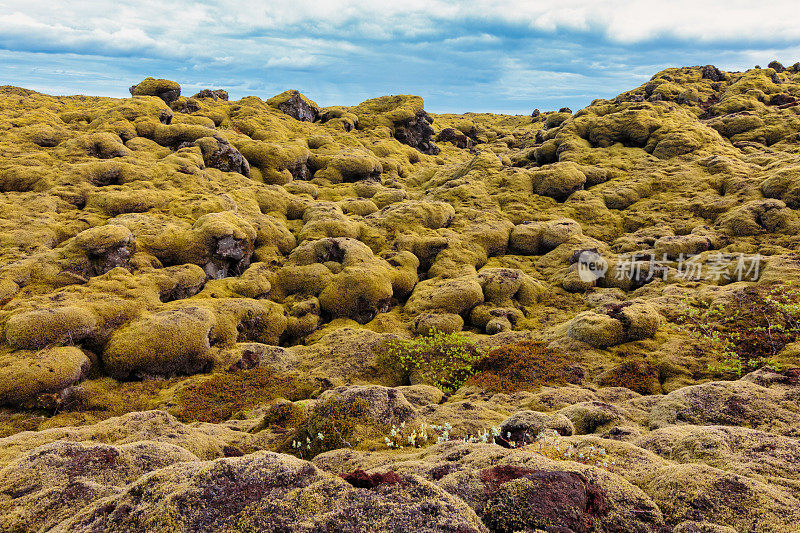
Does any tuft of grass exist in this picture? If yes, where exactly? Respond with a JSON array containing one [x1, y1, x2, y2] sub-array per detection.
[[286, 396, 371, 459], [496, 429, 615, 469]]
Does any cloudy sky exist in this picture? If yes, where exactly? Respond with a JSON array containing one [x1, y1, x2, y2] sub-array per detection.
[[1, 1, 798, 114]]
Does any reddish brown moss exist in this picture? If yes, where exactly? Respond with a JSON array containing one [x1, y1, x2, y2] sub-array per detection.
[[596, 360, 662, 395], [340, 469, 401, 489], [176, 367, 314, 423], [465, 341, 584, 393], [677, 285, 800, 376], [479, 465, 538, 494]]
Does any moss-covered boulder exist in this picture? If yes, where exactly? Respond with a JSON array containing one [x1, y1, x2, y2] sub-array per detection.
[[129, 77, 181, 105], [404, 275, 484, 317], [102, 306, 217, 379], [0, 347, 90, 406], [267, 89, 320, 122], [5, 306, 98, 350], [350, 95, 439, 154], [530, 162, 587, 201], [567, 301, 662, 348], [53, 451, 487, 532], [0, 440, 197, 532]]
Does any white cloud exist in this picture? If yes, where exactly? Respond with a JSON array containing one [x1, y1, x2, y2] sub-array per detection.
[[1, 1, 797, 63]]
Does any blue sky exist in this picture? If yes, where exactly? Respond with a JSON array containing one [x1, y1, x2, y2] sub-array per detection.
[[1, 1, 798, 114]]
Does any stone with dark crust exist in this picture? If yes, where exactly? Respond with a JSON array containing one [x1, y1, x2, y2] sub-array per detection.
[[394, 110, 439, 155], [267, 89, 320, 122]]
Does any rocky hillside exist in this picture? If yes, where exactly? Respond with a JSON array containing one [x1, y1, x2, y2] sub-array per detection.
[[1, 61, 800, 531]]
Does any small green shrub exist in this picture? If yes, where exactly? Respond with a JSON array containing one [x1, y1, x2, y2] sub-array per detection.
[[385, 328, 484, 393], [676, 286, 800, 376]]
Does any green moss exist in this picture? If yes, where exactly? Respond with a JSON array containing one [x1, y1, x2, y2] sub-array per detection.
[[0, 346, 90, 406], [544, 111, 572, 129], [266, 89, 319, 113], [102, 306, 217, 379], [151, 123, 220, 147], [5, 306, 98, 350], [350, 95, 425, 131], [310, 150, 383, 183], [129, 77, 180, 98]]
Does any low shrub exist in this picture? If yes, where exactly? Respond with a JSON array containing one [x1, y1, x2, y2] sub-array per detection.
[[288, 396, 371, 459], [384, 329, 484, 393]]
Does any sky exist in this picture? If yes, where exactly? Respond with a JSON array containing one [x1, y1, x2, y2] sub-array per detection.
[[1, 1, 799, 114]]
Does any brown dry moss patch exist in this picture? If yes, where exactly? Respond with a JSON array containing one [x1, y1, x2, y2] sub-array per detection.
[[466, 341, 584, 393], [596, 360, 663, 395], [176, 367, 314, 423]]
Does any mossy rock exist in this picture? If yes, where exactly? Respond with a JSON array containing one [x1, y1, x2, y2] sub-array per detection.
[[0, 439, 198, 531], [0, 347, 90, 406], [129, 77, 181, 105], [567, 311, 626, 348], [496, 411, 575, 447], [267, 89, 320, 122], [404, 275, 484, 316], [61, 132, 131, 159], [318, 264, 394, 323], [311, 150, 383, 183], [717, 199, 797, 236], [192, 89, 228, 100], [530, 162, 586, 201], [5, 306, 98, 350], [53, 450, 487, 532], [412, 312, 464, 335], [102, 306, 217, 379], [567, 301, 661, 348]]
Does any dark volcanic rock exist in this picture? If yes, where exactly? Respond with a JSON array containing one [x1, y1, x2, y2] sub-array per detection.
[[701, 65, 726, 82], [394, 110, 440, 155], [268, 89, 319, 122], [768, 60, 786, 73], [171, 97, 200, 113], [197, 138, 250, 177], [436, 127, 477, 149], [193, 89, 229, 100]]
